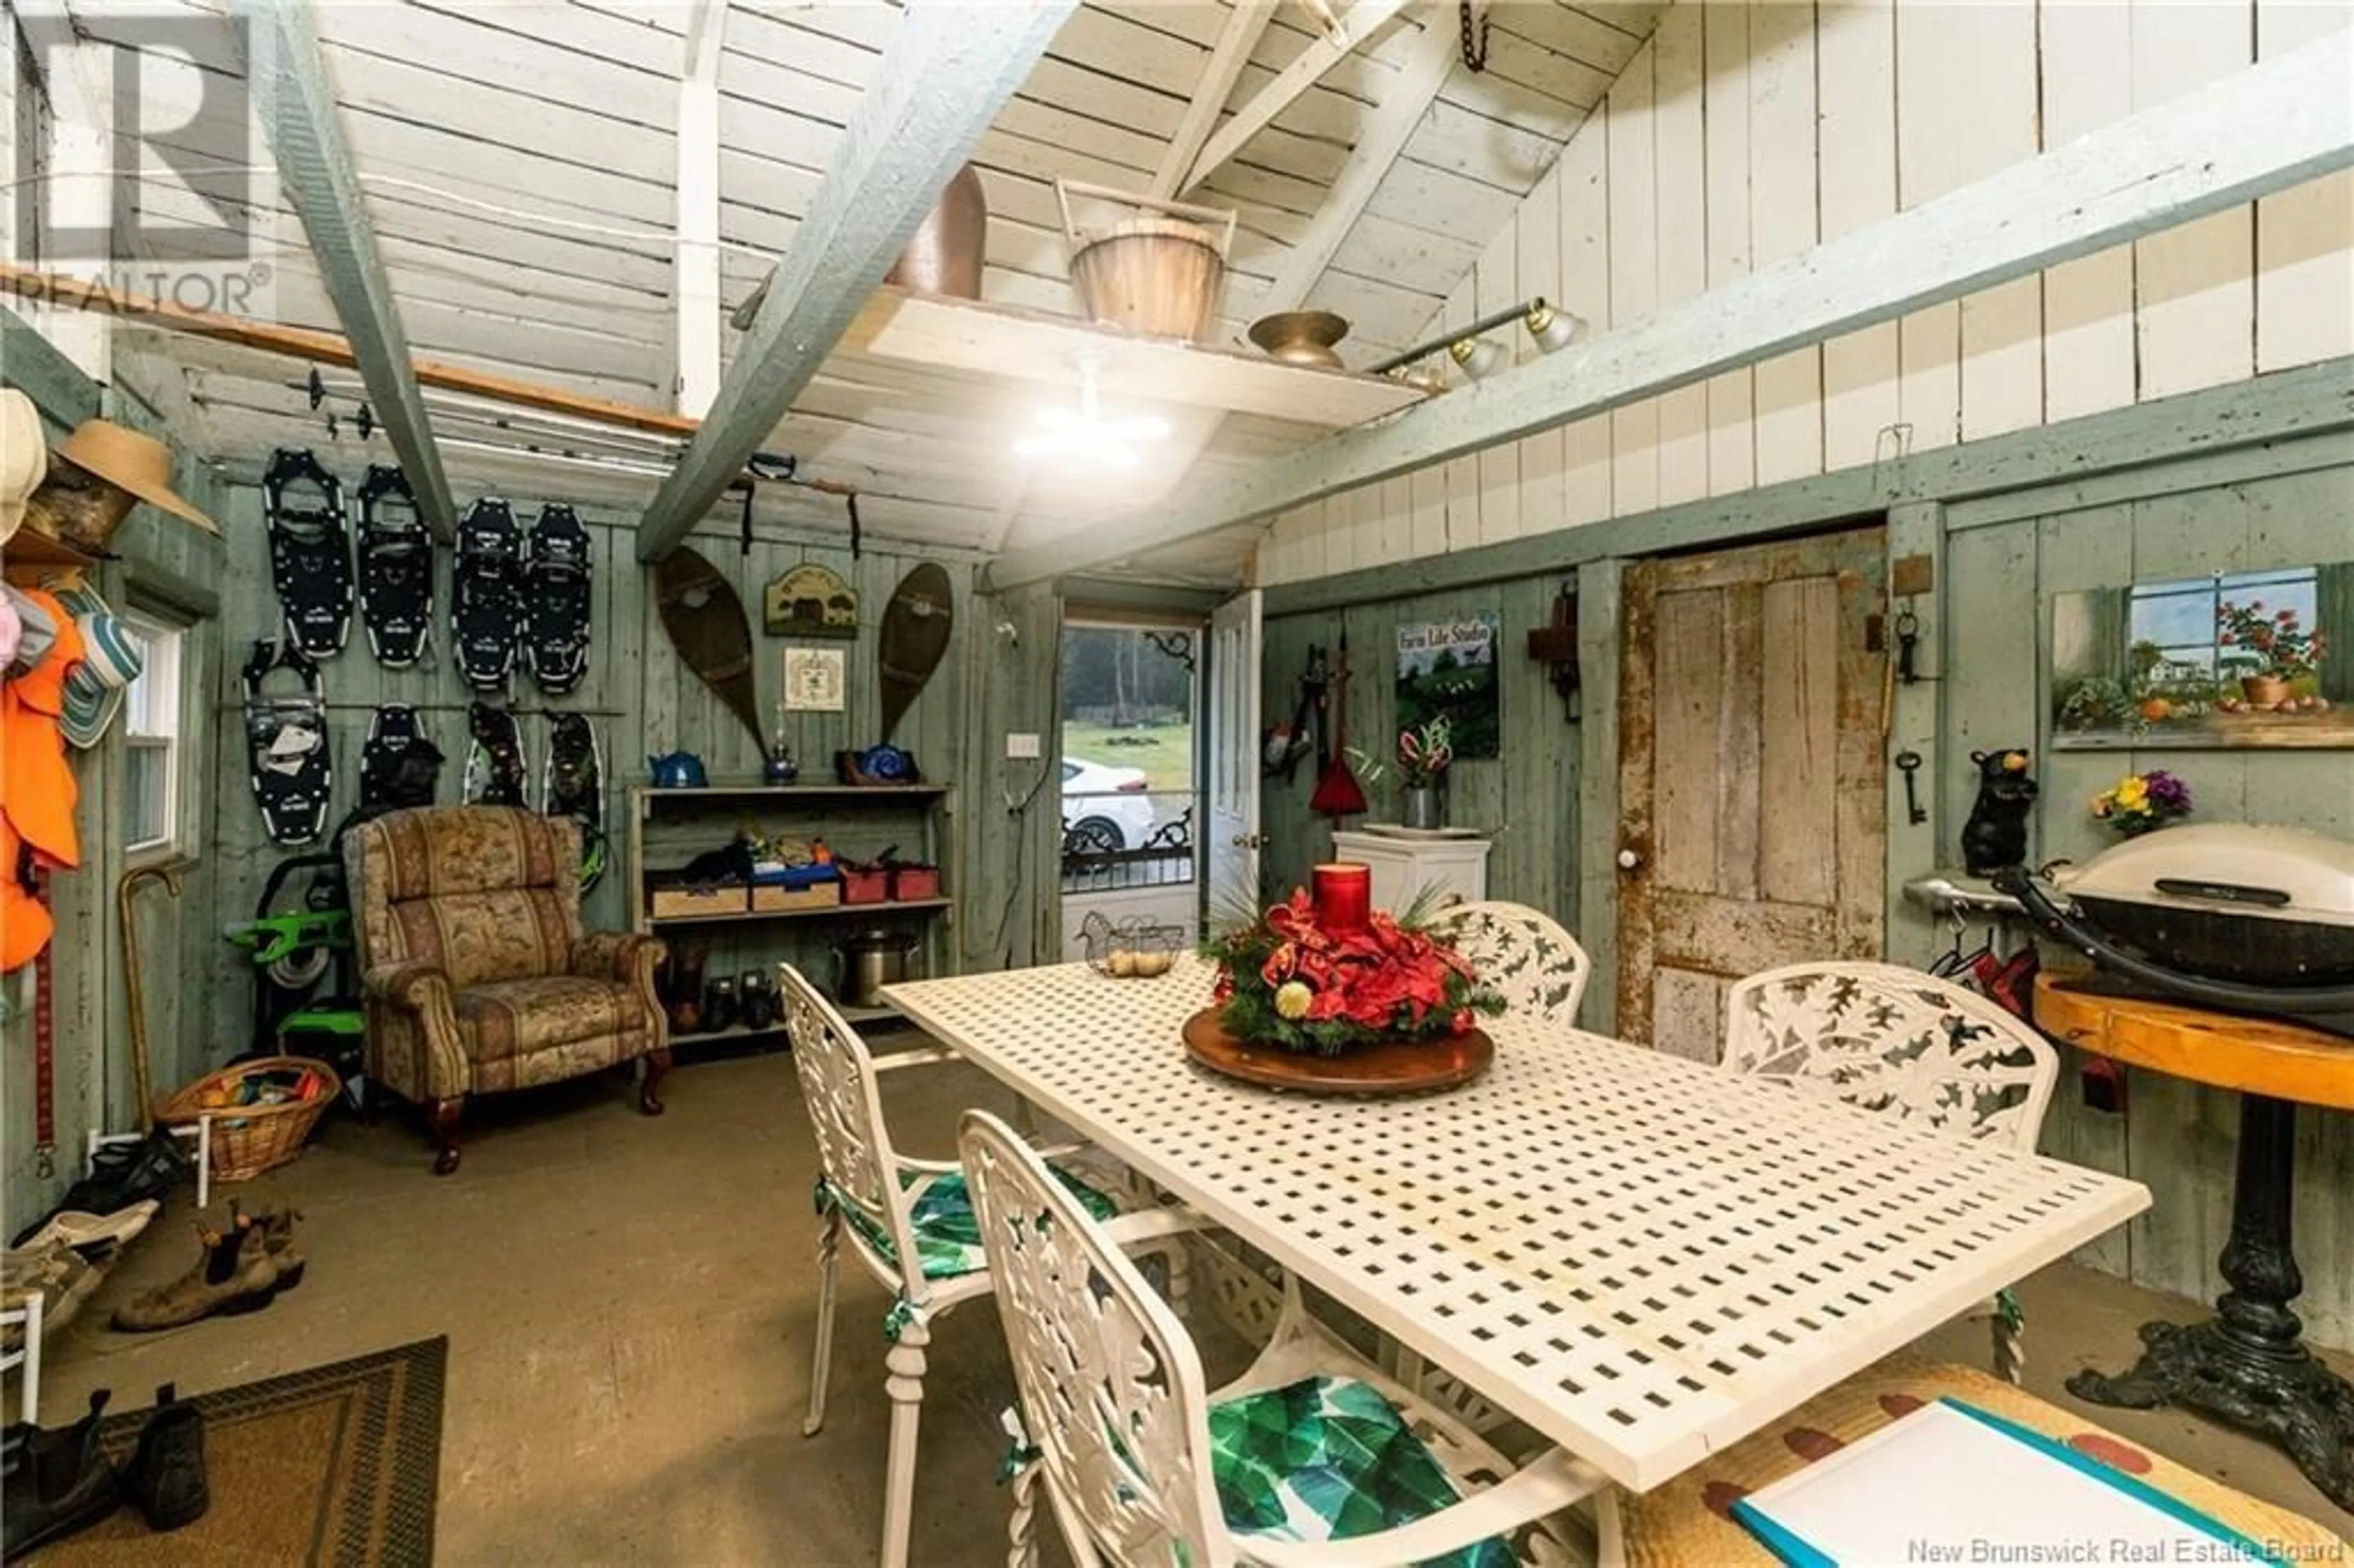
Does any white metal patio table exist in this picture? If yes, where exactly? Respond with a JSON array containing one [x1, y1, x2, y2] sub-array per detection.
[[882, 957, 2150, 1496]]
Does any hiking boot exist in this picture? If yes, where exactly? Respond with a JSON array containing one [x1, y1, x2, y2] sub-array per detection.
[[13, 1130, 189, 1246], [2, 1241, 102, 1349], [123, 1383, 208, 1531], [1, 1389, 124, 1557], [110, 1211, 280, 1333]]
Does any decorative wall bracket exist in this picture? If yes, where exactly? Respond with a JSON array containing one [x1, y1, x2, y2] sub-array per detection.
[[1525, 582, 1580, 721]]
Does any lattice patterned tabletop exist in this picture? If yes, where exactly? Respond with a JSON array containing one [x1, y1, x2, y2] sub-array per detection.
[[883, 959, 2150, 1493]]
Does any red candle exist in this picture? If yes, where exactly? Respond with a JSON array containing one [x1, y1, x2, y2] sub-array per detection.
[[1312, 862, 1372, 933]]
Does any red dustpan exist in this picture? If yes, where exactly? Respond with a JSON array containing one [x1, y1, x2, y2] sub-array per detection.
[[1309, 634, 1366, 818]]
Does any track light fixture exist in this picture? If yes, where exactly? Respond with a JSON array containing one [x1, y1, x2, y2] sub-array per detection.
[[1373, 295, 1586, 387]]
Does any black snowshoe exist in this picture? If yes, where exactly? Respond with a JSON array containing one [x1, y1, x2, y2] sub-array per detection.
[[464, 702, 529, 807], [357, 704, 443, 810], [355, 465, 433, 668], [242, 639, 333, 847], [524, 504, 593, 695], [450, 498, 523, 691], [263, 448, 354, 660], [543, 712, 607, 891]]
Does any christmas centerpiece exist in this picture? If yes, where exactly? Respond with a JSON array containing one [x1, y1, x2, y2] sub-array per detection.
[[1186, 864, 1503, 1094]]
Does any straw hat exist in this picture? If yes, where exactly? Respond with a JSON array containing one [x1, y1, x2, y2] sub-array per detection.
[[50, 419, 218, 534], [56, 580, 145, 750], [1, 389, 45, 544]]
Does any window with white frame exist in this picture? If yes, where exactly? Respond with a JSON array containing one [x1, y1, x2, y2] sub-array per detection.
[[121, 613, 182, 855]]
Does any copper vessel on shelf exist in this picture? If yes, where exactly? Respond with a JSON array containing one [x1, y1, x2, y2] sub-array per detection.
[[886, 163, 986, 299], [1247, 310, 1351, 370]]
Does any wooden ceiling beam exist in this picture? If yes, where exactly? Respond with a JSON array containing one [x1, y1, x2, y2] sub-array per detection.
[[228, 0, 458, 540], [1178, 0, 1414, 196], [986, 32, 2354, 588], [675, 0, 729, 416], [634, 0, 1075, 563], [1150, 2, 1279, 200]]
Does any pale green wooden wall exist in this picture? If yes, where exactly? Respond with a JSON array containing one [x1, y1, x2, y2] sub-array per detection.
[[199, 483, 1064, 1067], [1257, 579, 1580, 920], [2, 314, 229, 1235], [1262, 412, 2354, 1350]]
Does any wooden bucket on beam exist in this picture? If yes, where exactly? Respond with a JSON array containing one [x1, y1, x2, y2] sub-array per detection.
[[1056, 180, 1236, 343]]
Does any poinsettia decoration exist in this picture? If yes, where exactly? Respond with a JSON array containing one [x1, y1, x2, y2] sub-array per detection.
[[1202, 888, 1501, 1057]]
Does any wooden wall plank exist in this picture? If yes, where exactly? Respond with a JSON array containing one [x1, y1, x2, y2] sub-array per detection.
[[1515, 172, 1570, 535], [1558, 122, 1615, 526], [1815, 0, 1900, 474], [1893, 2, 1971, 454], [2132, 1, 2258, 402], [1649, 3, 1708, 507], [1952, 5, 2045, 443], [2255, 3, 2354, 372], [1474, 228, 1525, 546], [1700, 0, 1755, 497], [1746, 0, 1821, 484], [2040, 3, 2139, 424], [1606, 40, 1659, 514]]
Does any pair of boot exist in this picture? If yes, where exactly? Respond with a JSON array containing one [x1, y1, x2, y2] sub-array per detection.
[[0, 1383, 207, 1556], [110, 1205, 304, 1334]]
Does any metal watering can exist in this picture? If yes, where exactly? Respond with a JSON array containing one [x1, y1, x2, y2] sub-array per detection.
[[647, 750, 708, 789]]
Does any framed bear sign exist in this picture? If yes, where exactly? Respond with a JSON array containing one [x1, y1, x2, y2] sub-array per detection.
[[764, 562, 859, 639]]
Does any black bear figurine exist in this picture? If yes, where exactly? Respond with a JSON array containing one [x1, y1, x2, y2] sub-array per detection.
[[1960, 748, 2038, 874]]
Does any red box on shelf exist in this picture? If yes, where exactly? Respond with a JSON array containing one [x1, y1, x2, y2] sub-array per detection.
[[891, 866, 941, 901], [841, 867, 891, 904]]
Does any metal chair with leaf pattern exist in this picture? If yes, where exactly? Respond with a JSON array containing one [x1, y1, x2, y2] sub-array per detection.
[[1722, 961, 2062, 1380], [780, 968, 1202, 1568], [1435, 900, 1592, 1026], [961, 1108, 1604, 1568]]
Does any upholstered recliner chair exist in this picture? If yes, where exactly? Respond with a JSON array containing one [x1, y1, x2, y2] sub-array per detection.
[[344, 806, 669, 1173]]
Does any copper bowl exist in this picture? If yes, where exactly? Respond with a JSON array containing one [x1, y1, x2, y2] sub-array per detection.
[[1248, 310, 1350, 370]]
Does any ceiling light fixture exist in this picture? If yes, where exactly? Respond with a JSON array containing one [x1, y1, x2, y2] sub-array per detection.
[[1013, 351, 1170, 466], [1372, 295, 1588, 386]]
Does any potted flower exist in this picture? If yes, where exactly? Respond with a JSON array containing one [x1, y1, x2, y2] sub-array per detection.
[[1396, 717, 1453, 830], [2092, 769, 2192, 837], [2217, 598, 2327, 709]]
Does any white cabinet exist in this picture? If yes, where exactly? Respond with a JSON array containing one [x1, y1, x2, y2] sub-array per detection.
[[1330, 829, 1491, 913]]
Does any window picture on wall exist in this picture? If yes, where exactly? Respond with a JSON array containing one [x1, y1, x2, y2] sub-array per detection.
[[2051, 562, 2350, 749], [1396, 615, 1500, 759]]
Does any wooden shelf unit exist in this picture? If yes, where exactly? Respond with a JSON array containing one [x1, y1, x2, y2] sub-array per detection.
[[626, 784, 958, 1029]]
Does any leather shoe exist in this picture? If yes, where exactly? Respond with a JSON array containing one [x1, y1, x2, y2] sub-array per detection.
[[124, 1383, 208, 1531], [1, 1389, 124, 1558]]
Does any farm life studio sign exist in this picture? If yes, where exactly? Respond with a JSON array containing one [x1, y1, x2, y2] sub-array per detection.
[[1396, 615, 1501, 760]]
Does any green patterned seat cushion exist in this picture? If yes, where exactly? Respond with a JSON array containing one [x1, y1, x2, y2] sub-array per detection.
[[1209, 1375, 1510, 1568], [828, 1166, 1118, 1280]]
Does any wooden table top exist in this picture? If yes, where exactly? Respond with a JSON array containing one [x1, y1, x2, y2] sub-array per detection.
[[2035, 973, 2354, 1113]]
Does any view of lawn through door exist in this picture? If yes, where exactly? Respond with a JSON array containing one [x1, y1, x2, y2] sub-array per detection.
[[1061, 621, 1198, 896]]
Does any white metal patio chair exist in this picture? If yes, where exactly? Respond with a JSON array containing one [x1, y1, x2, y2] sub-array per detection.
[[780, 967, 1202, 1568], [1722, 961, 2063, 1380], [1436, 900, 1592, 1026], [961, 1108, 1606, 1568]]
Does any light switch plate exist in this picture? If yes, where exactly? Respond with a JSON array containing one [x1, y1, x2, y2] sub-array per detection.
[[1005, 732, 1042, 759]]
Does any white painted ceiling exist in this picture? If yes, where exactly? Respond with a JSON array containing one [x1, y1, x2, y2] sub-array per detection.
[[64, 0, 1663, 582]]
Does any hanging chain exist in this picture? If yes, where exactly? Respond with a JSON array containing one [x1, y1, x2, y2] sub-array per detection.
[[1458, 0, 1490, 72]]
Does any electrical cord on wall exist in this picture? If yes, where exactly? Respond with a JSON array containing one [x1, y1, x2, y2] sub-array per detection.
[[987, 758, 1054, 969]]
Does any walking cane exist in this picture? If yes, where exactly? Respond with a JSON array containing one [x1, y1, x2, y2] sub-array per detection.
[[117, 865, 181, 1132]]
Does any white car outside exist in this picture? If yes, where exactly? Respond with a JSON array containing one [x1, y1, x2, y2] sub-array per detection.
[[1062, 757, 1161, 851]]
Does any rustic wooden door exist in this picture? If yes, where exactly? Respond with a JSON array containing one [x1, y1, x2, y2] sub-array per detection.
[[1616, 526, 1887, 1059]]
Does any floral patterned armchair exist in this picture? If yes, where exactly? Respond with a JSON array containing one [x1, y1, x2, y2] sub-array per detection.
[[343, 806, 668, 1174]]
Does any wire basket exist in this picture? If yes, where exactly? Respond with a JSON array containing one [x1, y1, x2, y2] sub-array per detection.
[[153, 1056, 340, 1182], [1080, 912, 1184, 979]]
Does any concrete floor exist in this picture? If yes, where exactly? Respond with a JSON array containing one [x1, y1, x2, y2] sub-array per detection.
[[26, 1045, 2354, 1564]]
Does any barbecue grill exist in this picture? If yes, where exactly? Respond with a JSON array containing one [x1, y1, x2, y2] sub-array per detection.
[[1992, 823, 2354, 1037]]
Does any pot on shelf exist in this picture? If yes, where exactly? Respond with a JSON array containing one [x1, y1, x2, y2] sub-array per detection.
[[2240, 673, 2293, 709], [1401, 784, 1445, 831], [836, 929, 921, 1010], [886, 162, 986, 299]]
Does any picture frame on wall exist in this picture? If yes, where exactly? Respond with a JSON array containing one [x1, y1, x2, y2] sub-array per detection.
[[783, 646, 847, 712], [2050, 561, 2350, 749]]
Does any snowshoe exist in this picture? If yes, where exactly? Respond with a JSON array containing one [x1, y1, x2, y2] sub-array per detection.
[[355, 465, 433, 668], [263, 448, 354, 660], [449, 498, 523, 691], [357, 704, 443, 810], [524, 504, 593, 695], [463, 702, 528, 807], [543, 711, 608, 892], [242, 639, 333, 847]]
